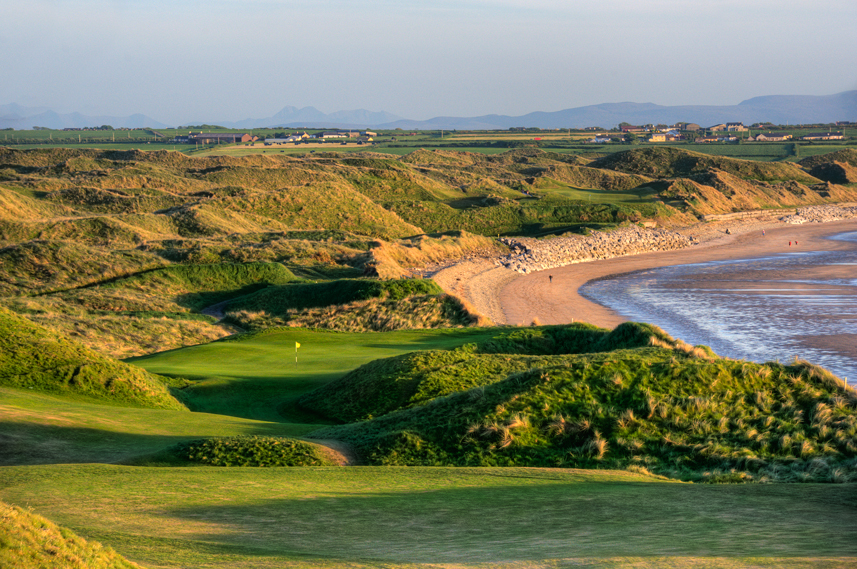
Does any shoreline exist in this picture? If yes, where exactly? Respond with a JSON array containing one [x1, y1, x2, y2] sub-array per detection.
[[501, 218, 857, 328], [432, 218, 857, 329]]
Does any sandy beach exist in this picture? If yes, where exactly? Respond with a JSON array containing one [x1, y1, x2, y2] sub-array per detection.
[[433, 217, 857, 327], [432, 216, 857, 378]]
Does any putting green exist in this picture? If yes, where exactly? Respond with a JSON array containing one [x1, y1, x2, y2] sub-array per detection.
[[129, 327, 502, 422]]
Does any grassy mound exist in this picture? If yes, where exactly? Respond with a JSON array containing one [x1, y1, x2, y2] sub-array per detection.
[[174, 436, 336, 467], [309, 326, 857, 482], [0, 240, 166, 295], [227, 293, 483, 332], [0, 307, 187, 410], [298, 323, 689, 423], [103, 262, 299, 311], [223, 278, 443, 315], [797, 148, 857, 185], [799, 148, 857, 169], [0, 500, 144, 569], [543, 164, 652, 191], [592, 147, 821, 184]]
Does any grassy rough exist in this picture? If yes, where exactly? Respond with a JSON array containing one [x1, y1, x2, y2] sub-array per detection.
[[299, 323, 675, 422], [227, 293, 483, 333], [0, 500, 145, 569], [101, 262, 299, 311], [222, 278, 443, 315], [0, 306, 187, 410], [174, 436, 336, 467]]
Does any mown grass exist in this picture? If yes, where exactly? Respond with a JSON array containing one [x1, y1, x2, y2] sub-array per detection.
[[0, 387, 317, 466], [128, 326, 505, 422], [3, 323, 857, 568], [1, 465, 855, 569]]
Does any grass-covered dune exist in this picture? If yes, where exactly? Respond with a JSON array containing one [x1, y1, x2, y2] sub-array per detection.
[[220, 277, 483, 331], [299, 322, 679, 422], [800, 148, 857, 184], [591, 147, 822, 184], [0, 306, 186, 410], [308, 324, 857, 482], [1, 500, 145, 569], [100, 261, 299, 311]]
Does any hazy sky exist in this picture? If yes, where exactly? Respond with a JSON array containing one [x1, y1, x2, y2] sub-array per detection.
[[3, 0, 856, 124]]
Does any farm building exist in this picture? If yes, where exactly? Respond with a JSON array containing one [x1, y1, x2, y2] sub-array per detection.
[[190, 133, 257, 144], [649, 132, 683, 142], [750, 133, 793, 142], [315, 131, 347, 139], [801, 132, 845, 140]]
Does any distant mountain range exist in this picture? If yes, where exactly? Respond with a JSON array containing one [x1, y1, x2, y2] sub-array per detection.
[[0, 103, 169, 130], [2, 91, 855, 131]]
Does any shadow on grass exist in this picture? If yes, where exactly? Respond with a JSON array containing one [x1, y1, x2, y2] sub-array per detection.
[[0, 421, 315, 466], [162, 482, 857, 562]]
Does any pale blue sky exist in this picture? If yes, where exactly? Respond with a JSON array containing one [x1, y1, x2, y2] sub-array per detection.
[[3, 0, 855, 124]]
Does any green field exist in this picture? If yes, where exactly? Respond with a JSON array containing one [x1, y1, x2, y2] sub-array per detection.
[[129, 327, 502, 421], [6, 126, 855, 163]]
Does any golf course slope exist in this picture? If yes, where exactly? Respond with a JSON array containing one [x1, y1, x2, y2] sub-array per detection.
[[0, 500, 144, 569], [0, 306, 187, 410]]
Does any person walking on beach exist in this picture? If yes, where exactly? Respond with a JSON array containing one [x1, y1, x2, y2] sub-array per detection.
[[549, 274, 553, 283], [762, 229, 765, 236]]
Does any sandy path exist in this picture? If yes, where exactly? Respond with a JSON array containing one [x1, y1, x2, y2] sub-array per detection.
[[432, 259, 518, 325], [501, 219, 857, 328]]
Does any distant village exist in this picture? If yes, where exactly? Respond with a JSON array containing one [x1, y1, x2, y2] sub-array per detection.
[[170, 130, 377, 146], [584, 121, 850, 144]]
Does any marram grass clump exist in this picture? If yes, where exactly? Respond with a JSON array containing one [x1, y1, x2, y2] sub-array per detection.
[[177, 436, 336, 467]]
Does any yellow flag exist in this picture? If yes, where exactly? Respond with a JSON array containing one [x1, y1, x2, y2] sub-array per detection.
[[295, 342, 301, 349]]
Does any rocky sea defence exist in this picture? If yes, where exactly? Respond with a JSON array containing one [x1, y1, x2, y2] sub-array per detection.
[[781, 204, 857, 224], [498, 226, 697, 274]]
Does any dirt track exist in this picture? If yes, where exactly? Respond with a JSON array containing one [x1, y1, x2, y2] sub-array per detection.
[[433, 218, 857, 329]]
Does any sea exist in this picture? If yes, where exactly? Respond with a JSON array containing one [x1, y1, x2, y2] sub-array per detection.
[[580, 231, 857, 384]]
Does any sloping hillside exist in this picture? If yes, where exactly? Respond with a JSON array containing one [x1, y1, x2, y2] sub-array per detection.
[[592, 147, 822, 184], [0, 500, 146, 569], [800, 149, 857, 184], [0, 307, 187, 409]]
